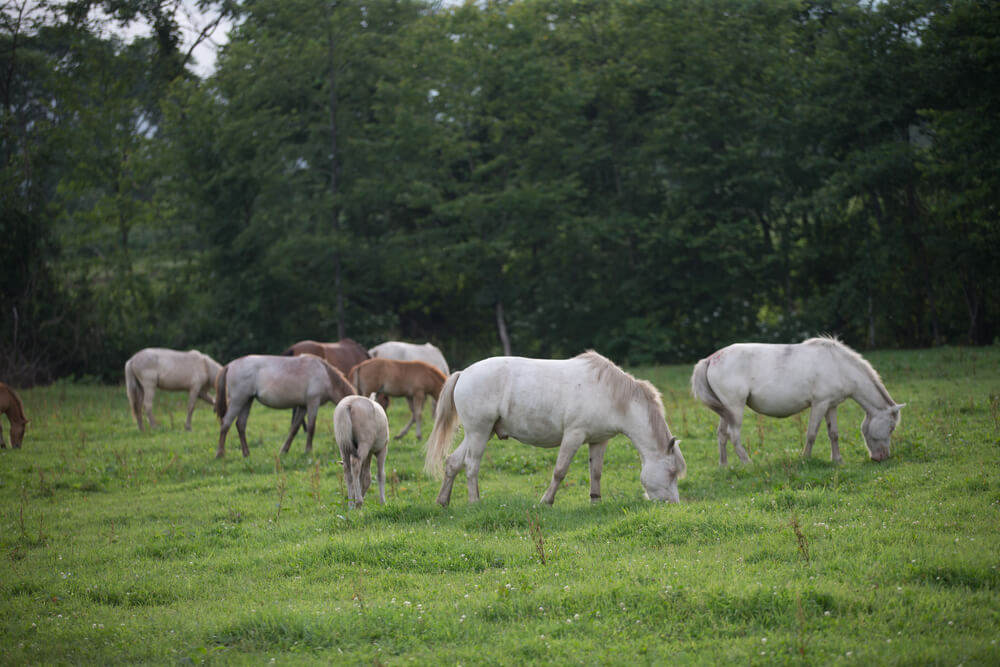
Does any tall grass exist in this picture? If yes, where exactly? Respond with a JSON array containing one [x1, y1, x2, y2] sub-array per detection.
[[1, 346, 998, 664]]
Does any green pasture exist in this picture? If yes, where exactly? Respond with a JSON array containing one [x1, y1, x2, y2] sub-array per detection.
[[2, 346, 999, 665]]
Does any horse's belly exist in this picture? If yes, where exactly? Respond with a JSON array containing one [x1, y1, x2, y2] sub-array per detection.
[[494, 418, 563, 447], [746, 391, 810, 418]]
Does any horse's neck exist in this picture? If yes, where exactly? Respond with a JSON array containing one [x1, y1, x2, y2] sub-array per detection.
[[2, 392, 26, 424], [844, 360, 892, 414]]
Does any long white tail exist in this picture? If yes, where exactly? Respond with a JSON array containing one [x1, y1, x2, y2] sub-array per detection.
[[423, 371, 462, 479], [690, 357, 724, 412], [124, 359, 143, 429]]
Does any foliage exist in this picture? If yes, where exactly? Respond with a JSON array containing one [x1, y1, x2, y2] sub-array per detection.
[[1, 347, 998, 663], [2, 0, 999, 382]]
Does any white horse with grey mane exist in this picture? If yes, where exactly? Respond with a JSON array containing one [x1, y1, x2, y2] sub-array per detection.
[[690, 336, 904, 465], [125, 348, 223, 431], [368, 341, 449, 376], [424, 351, 686, 507]]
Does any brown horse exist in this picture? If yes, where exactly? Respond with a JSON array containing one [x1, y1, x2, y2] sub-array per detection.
[[349, 358, 447, 441], [283, 338, 369, 376], [215, 354, 356, 458], [0, 382, 28, 449]]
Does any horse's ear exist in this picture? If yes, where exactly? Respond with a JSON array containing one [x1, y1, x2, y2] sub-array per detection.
[[666, 436, 679, 452], [892, 403, 906, 413]]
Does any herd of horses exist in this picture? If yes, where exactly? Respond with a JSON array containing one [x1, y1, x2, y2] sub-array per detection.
[[1, 336, 904, 509]]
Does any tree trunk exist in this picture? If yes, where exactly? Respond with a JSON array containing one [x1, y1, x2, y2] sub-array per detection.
[[327, 13, 345, 339], [496, 300, 512, 356]]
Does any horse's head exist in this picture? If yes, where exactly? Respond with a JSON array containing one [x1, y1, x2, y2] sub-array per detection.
[[640, 437, 685, 503], [861, 404, 904, 462], [10, 419, 27, 448]]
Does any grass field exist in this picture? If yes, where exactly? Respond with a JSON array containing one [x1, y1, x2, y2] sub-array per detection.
[[2, 346, 999, 665]]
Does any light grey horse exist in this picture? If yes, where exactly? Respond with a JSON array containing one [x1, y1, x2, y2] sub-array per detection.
[[214, 354, 356, 458], [334, 394, 390, 509], [125, 348, 222, 431]]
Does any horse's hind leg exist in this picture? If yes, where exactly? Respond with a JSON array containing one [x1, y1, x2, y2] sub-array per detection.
[[280, 407, 306, 454], [142, 382, 159, 429], [723, 410, 750, 465], [216, 401, 242, 458], [375, 447, 387, 504], [236, 403, 253, 457], [588, 440, 608, 502]]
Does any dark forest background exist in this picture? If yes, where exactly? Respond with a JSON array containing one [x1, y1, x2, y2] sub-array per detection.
[[2, 0, 998, 385]]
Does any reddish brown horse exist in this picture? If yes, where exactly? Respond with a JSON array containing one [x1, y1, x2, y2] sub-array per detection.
[[349, 358, 447, 441], [283, 338, 369, 376], [0, 382, 28, 449]]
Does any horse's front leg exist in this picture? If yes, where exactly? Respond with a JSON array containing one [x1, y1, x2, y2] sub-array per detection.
[[303, 403, 319, 454], [802, 403, 828, 460], [825, 406, 842, 463], [184, 387, 200, 431], [587, 440, 608, 503], [280, 407, 306, 454], [394, 394, 419, 440], [540, 431, 585, 505]]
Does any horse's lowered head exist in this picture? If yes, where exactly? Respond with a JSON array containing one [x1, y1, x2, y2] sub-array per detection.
[[9, 419, 27, 449], [861, 403, 904, 462], [639, 436, 686, 503]]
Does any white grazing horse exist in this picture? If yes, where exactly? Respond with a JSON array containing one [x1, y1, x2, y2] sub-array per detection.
[[424, 351, 686, 507], [215, 354, 357, 458], [691, 337, 904, 465], [368, 341, 449, 376], [125, 348, 223, 431], [334, 394, 390, 509]]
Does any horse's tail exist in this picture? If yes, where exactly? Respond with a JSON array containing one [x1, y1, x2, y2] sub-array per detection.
[[215, 365, 229, 421], [690, 357, 725, 412], [124, 358, 143, 429], [423, 370, 462, 480], [334, 399, 356, 454]]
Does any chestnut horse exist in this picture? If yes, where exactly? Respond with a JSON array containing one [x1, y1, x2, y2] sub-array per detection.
[[283, 338, 369, 376], [215, 354, 356, 458], [0, 382, 28, 449], [349, 358, 446, 441]]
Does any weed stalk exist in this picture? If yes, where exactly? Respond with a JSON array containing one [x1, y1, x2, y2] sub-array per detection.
[[274, 455, 287, 524], [526, 509, 547, 565], [789, 516, 810, 562]]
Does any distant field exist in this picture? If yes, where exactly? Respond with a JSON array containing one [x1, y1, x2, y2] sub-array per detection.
[[2, 346, 998, 665]]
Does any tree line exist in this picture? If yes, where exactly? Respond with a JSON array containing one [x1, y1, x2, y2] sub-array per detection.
[[2, 0, 998, 385]]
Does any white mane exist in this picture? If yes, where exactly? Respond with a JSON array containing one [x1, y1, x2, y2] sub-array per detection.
[[802, 336, 894, 406], [576, 350, 668, 434]]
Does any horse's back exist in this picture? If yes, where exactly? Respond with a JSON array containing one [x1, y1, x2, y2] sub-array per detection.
[[704, 342, 845, 416], [369, 341, 449, 375], [454, 356, 619, 446]]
